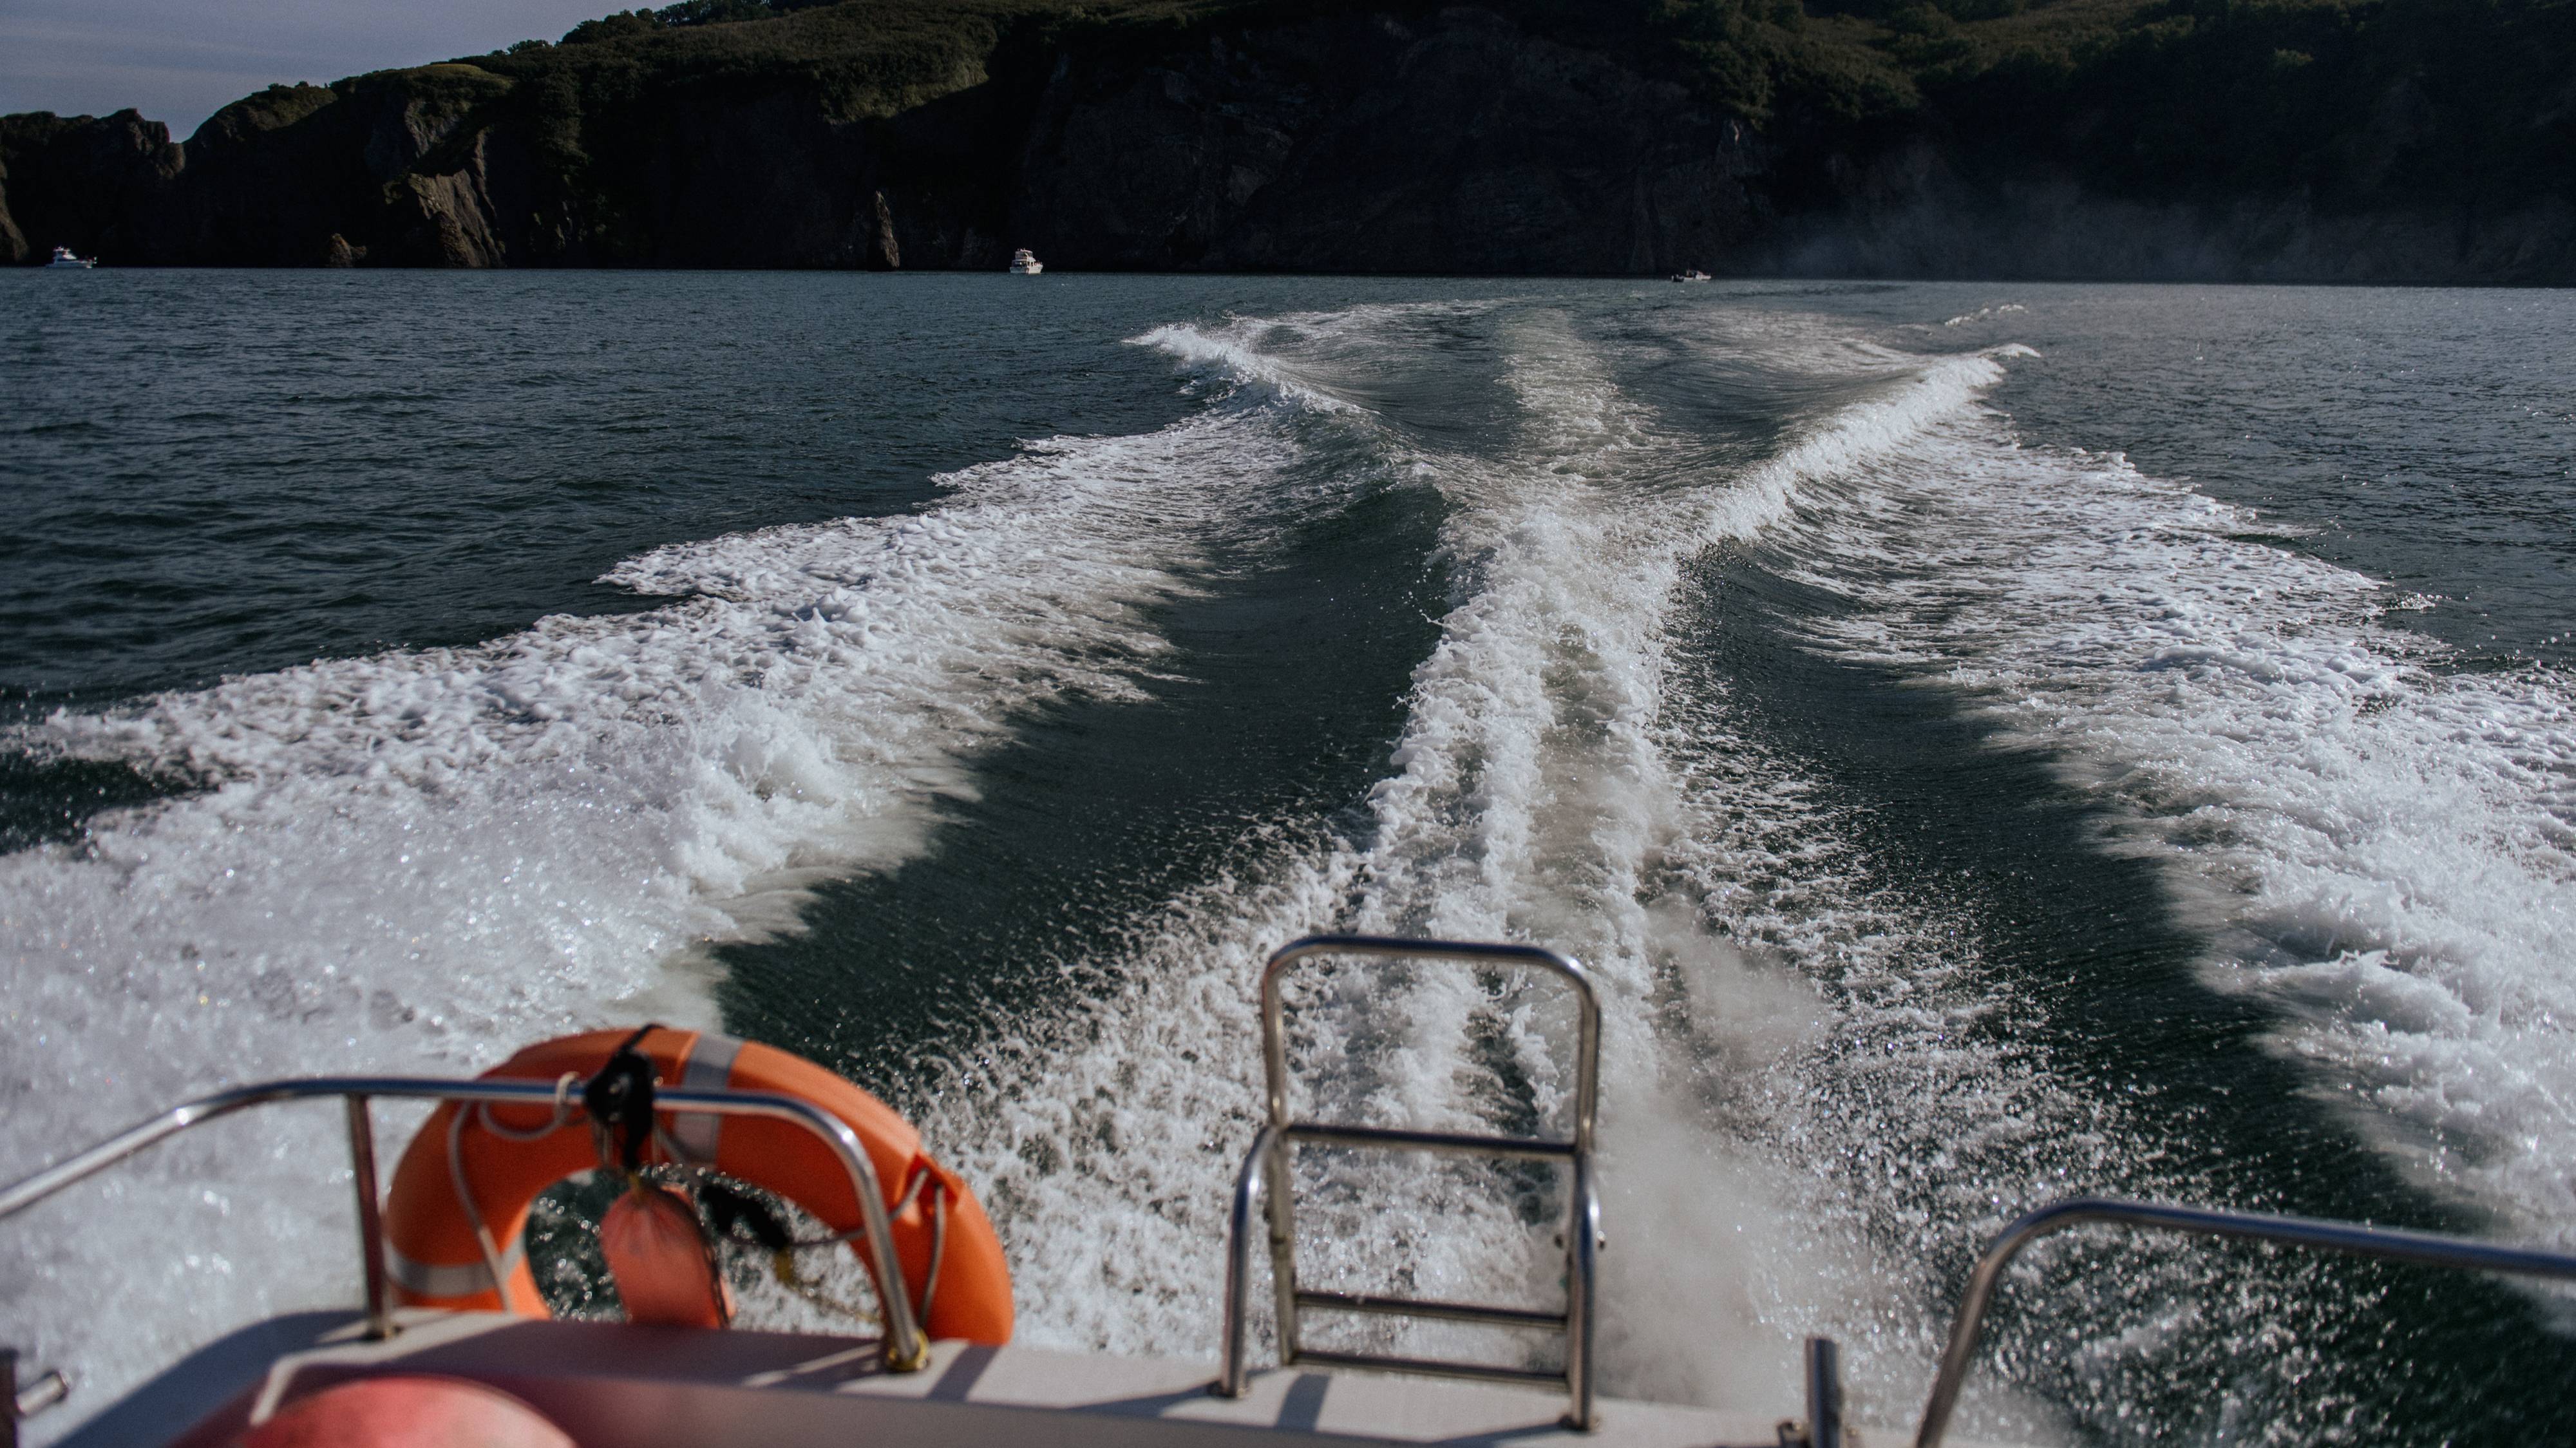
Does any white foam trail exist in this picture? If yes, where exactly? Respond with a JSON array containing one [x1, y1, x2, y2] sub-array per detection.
[[1331, 316, 2090, 1429], [933, 309, 2085, 1436], [1944, 303, 2029, 327], [1770, 406, 2576, 1259], [1132, 323, 1358, 413], [23, 290, 2429, 1445], [920, 827, 1359, 1357], [1305, 314, 1795, 1388], [0, 377, 1335, 1434]]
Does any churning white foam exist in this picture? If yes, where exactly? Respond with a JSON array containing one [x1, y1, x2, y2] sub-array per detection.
[[0, 370, 1336, 1434], [24, 288, 2502, 1445], [914, 307, 2094, 1437], [1768, 400, 2576, 1258], [1943, 303, 2029, 328]]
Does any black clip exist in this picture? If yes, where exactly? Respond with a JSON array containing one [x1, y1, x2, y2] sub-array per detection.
[[583, 1024, 662, 1174]]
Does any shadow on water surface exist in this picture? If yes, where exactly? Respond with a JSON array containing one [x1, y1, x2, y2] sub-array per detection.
[[0, 754, 198, 854], [1692, 544, 2573, 1443]]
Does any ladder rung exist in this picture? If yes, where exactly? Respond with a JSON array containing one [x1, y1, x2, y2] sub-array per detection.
[[1285, 1121, 1577, 1162], [1296, 1289, 1566, 1331], [1290, 1347, 1567, 1389]]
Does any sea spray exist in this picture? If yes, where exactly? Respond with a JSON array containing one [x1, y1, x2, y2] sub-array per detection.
[[1772, 421, 2576, 1261], [0, 371, 1346, 1435], [903, 307, 2094, 1436], [10, 283, 2564, 1448]]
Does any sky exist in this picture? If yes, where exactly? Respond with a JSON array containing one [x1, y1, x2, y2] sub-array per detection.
[[0, 0, 618, 139]]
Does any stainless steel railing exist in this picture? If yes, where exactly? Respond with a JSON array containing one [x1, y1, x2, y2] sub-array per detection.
[[1913, 1196, 2576, 1448], [1220, 935, 1603, 1429], [0, 1347, 71, 1448], [0, 1075, 929, 1371]]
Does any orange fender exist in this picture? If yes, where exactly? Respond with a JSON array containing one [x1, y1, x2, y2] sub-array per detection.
[[598, 1179, 730, 1328], [240, 1377, 572, 1448], [380, 1028, 1012, 1346]]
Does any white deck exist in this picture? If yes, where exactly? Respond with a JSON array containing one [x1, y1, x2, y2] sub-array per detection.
[[62, 1310, 1994, 1448]]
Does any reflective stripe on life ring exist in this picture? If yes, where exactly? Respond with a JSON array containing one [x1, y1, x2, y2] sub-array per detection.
[[378, 1028, 1014, 1346]]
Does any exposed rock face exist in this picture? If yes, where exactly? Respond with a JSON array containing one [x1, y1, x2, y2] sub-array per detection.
[[0, 110, 185, 263], [0, 11, 1774, 274], [0, 73, 547, 267], [4, 6, 2571, 280]]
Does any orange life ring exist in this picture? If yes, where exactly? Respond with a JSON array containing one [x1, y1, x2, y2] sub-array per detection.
[[380, 1028, 1012, 1348]]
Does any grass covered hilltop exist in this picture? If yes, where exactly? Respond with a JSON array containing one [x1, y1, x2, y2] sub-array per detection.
[[5, 0, 2575, 278]]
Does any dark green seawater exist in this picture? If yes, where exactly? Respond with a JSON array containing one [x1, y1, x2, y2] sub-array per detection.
[[4, 272, 2573, 1445]]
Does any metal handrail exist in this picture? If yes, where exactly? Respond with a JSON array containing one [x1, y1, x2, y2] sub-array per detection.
[[1281, 1121, 1578, 1162], [1913, 1196, 2576, 1448], [0, 1075, 930, 1370], [1260, 935, 1601, 1153], [1220, 1121, 1282, 1398], [1219, 1124, 1605, 1395], [1226, 935, 1604, 1429]]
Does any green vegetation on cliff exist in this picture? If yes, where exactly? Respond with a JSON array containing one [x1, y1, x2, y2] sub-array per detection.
[[437, 0, 2576, 216], [6, 0, 2573, 276], [1636, 0, 2576, 214]]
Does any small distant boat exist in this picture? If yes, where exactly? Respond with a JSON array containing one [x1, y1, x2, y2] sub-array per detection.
[[46, 245, 96, 269], [1009, 249, 1043, 275], [1669, 268, 1712, 283]]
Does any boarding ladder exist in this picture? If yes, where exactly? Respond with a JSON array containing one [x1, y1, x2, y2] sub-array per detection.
[[1217, 935, 1603, 1429]]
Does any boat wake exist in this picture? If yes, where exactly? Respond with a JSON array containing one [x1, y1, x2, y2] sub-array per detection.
[[912, 302, 2576, 1443], [0, 352, 1353, 1427], [8, 291, 2570, 1447], [914, 308, 2103, 1440], [1768, 412, 2576, 1262]]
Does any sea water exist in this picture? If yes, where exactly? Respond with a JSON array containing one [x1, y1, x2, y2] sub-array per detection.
[[3, 272, 2571, 1444]]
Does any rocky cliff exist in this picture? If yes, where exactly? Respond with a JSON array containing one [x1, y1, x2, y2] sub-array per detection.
[[6, 0, 2574, 280]]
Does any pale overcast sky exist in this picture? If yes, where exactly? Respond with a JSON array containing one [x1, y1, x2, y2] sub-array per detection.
[[0, 0, 618, 138]]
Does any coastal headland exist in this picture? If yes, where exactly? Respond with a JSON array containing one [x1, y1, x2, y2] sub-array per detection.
[[5, 0, 2573, 280]]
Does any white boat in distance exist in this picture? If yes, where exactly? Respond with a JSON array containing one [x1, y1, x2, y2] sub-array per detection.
[[46, 245, 97, 269], [1669, 268, 1711, 283], [1010, 248, 1044, 274]]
